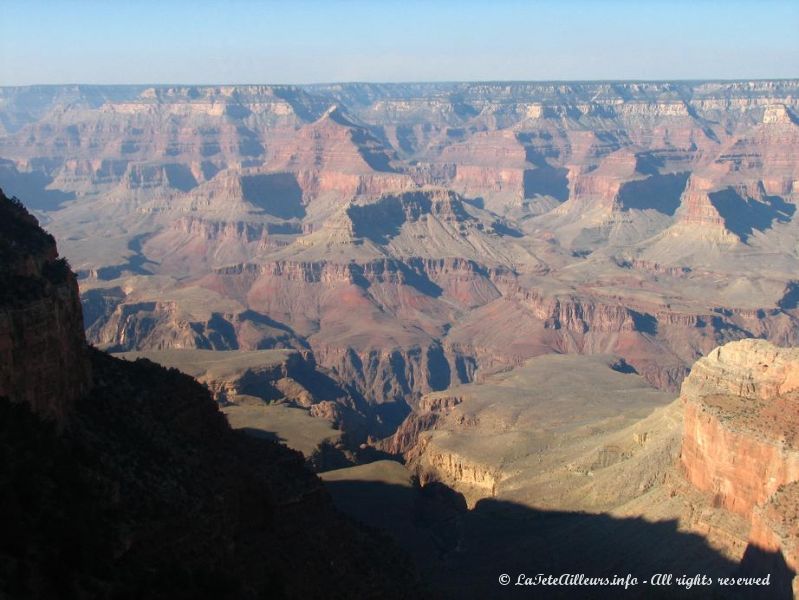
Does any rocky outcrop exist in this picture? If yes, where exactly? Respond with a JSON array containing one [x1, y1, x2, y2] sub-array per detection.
[[383, 392, 465, 455], [89, 301, 243, 351], [681, 340, 799, 516], [0, 189, 91, 423], [411, 433, 500, 504], [674, 176, 729, 229], [293, 169, 415, 201], [84, 297, 307, 353], [310, 342, 455, 432], [565, 149, 638, 213], [680, 339, 799, 590], [346, 189, 473, 235], [512, 288, 641, 333], [681, 340, 799, 407]]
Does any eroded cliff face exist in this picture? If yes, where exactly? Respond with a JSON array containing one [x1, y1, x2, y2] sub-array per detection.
[[748, 482, 799, 595], [679, 339, 799, 590], [682, 400, 799, 515], [0, 189, 90, 423]]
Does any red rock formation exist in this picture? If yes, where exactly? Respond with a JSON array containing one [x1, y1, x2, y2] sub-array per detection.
[[5, 82, 799, 439], [682, 400, 799, 515], [566, 148, 639, 213], [680, 339, 799, 590]]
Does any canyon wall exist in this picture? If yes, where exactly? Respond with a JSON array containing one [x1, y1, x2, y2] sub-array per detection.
[[2, 81, 799, 439], [680, 339, 799, 592], [0, 189, 90, 423]]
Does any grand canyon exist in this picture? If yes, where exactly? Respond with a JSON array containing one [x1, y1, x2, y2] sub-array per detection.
[[1, 79, 799, 598]]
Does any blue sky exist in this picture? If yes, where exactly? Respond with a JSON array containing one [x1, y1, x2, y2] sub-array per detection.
[[1, 0, 797, 85]]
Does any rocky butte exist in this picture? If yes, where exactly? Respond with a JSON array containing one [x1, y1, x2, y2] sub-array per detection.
[[680, 339, 799, 594]]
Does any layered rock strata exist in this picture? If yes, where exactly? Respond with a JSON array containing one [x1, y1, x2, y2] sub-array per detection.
[[680, 339, 799, 592]]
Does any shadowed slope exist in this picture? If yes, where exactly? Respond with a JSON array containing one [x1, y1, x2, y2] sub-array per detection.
[[321, 474, 787, 599]]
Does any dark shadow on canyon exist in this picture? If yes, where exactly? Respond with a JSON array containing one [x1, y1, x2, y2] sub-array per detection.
[[395, 125, 420, 154], [738, 544, 796, 599], [240, 172, 305, 219], [491, 220, 524, 238], [162, 163, 198, 191], [237, 426, 283, 444], [708, 188, 795, 242], [522, 166, 570, 202], [347, 259, 444, 299], [323, 478, 792, 599], [0, 161, 76, 211], [617, 172, 689, 216], [351, 128, 397, 172], [631, 310, 659, 335], [237, 309, 309, 348], [634, 152, 665, 176], [347, 197, 407, 244], [778, 281, 799, 311], [94, 234, 158, 280], [348, 191, 473, 248]]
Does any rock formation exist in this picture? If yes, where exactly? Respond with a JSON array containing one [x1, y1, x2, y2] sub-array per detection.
[[2, 80, 799, 442], [0, 192, 90, 423], [391, 353, 678, 508], [113, 347, 370, 466], [679, 339, 799, 593]]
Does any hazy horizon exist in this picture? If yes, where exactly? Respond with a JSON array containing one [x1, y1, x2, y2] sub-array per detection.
[[0, 76, 799, 88], [3, 77, 799, 88], [2, 0, 797, 86]]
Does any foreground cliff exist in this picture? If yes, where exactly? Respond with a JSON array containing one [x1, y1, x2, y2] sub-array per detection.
[[680, 339, 799, 594], [0, 189, 418, 599], [0, 195, 90, 423]]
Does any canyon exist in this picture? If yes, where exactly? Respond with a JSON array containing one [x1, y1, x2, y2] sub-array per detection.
[[2, 80, 799, 597], [2, 81, 798, 435]]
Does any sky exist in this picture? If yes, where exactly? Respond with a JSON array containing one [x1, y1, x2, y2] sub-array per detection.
[[1, 0, 797, 85]]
